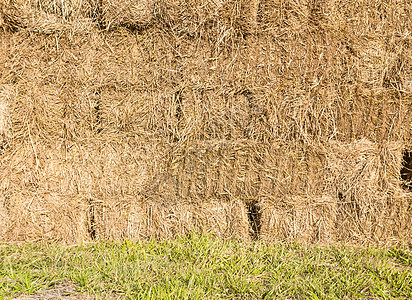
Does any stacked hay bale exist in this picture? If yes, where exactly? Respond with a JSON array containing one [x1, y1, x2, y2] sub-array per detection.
[[0, 0, 411, 244]]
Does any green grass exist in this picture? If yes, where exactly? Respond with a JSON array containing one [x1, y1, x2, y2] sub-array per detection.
[[1, 234, 411, 299]]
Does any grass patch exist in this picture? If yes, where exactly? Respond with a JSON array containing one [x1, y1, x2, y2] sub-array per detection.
[[1, 234, 411, 299]]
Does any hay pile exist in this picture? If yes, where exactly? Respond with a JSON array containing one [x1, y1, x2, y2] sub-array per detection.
[[0, 0, 411, 245]]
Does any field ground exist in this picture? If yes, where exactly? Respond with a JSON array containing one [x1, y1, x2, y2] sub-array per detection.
[[1, 235, 412, 299]]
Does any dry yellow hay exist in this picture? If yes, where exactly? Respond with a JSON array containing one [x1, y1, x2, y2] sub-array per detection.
[[261, 195, 337, 244], [0, 84, 13, 149], [0, 138, 150, 242], [0, 0, 95, 33], [261, 139, 411, 246], [33, 0, 75, 20], [2, 192, 88, 243], [0, 0, 411, 244], [326, 139, 411, 245], [0, 0, 27, 32], [95, 0, 156, 30], [219, 0, 260, 35], [92, 197, 250, 241]]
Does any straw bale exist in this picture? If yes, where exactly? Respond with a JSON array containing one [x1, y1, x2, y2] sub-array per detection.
[[0, 0, 96, 34], [261, 195, 338, 244], [257, 0, 328, 32], [0, 137, 151, 242], [260, 139, 412, 246], [1, 191, 88, 243], [27, 12, 95, 34], [91, 197, 250, 241], [329, 0, 411, 36], [0, 137, 250, 242], [166, 139, 267, 201], [326, 139, 411, 245], [158, 0, 222, 39], [29, 0, 95, 19]]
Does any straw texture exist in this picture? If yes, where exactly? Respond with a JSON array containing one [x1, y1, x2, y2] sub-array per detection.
[[0, 0, 411, 245]]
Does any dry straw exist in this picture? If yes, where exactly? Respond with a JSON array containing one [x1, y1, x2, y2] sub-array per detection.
[[0, 0, 26, 32], [94, 0, 156, 30], [0, 85, 14, 148], [0, 0, 411, 244]]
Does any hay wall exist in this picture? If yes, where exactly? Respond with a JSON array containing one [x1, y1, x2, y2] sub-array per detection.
[[0, 0, 411, 244]]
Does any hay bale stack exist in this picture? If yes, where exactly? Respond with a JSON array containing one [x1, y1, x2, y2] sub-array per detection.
[[0, 137, 250, 242], [261, 139, 411, 245], [0, 0, 411, 244], [0, 138, 151, 241]]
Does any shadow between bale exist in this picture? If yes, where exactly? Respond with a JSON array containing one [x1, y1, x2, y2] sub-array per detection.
[[401, 150, 412, 191], [246, 200, 262, 240]]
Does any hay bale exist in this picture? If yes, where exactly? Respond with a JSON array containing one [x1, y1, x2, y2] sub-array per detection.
[[0, 0, 411, 246], [0, 0, 96, 34], [2, 192, 88, 243], [326, 139, 411, 245], [0, 142, 88, 242], [261, 195, 338, 244], [260, 139, 412, 246], [26, 0, 95, 34], [91, 197, 250, 241], [31, 0, 95, 19], [159, 0, 221, 38], [0, 138, 151, 242], [0, 133, 251, 242], [166, 139, 267, 201]]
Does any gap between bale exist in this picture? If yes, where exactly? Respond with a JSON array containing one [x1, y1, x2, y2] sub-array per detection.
[[401, 150, 412, 191], [86, 197, 97, 240], [246, 200, 262, 241]]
